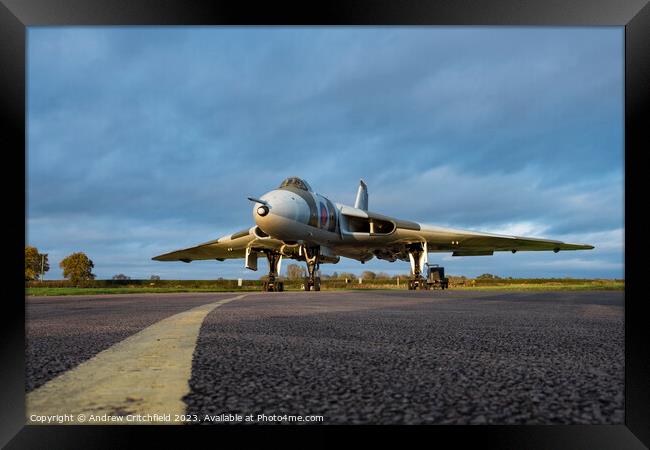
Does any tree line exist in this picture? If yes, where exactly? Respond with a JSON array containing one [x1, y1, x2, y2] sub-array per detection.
[[26, 246, 163, 284], [25, 246, 96, 284], [27, 246, 500, 284]]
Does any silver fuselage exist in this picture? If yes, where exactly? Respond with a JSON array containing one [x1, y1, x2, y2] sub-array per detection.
[[252, 186, 421, 263]]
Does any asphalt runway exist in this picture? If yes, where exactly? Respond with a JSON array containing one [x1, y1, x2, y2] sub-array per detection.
[[26, 293, 234, 392], [26, 290, 624, 424]]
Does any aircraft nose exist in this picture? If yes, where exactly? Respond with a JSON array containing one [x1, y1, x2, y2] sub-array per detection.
[[252, 189, 310, 231]]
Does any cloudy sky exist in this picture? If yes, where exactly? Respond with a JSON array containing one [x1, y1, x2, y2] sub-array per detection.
[[27, 27, 624, 280]]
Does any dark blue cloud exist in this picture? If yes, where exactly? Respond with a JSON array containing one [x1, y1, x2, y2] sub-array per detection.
[[27, 27, 624, 279]]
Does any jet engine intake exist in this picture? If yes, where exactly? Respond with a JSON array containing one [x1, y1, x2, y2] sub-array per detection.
[[253, 226, 270, 239]]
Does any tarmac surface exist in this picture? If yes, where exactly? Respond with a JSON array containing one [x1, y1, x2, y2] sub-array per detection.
[[26, 290, 624, 424], [25, 293, 234, 392]]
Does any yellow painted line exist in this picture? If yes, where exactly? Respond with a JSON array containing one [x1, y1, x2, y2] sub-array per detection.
[[27, 294, 247, 425]]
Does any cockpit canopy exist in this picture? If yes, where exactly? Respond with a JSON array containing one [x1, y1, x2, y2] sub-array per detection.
[[279, 177, 312, 192]]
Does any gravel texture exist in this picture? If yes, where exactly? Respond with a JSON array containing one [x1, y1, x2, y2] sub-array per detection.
[[25, 293, 234, 392], [184, 290, 624, 424]]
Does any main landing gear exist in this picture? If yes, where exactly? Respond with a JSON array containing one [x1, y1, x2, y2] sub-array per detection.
[[262, 252, 284, 292], [407, 243, 427, 290], [302, 246, 321, 291]]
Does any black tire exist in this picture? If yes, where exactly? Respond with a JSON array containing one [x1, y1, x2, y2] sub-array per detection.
[[277, 282, 284, 292], [304, 278, 311, 291], [314, 277, 321, 291]]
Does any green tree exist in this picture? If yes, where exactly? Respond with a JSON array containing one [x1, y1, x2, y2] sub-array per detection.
[[25, 246, 49, 281], [477, 273, 500, 280], [286, 263, 306, 280], [150, 275, 161, 281], [112, 274, 130, 280], [59, 252, 95, 285]]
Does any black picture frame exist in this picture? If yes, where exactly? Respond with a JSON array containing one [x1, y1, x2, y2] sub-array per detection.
[[3, 0, 648, 447]]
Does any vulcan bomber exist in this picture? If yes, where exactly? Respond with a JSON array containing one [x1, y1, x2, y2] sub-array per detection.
[[153, 177, 594, 291]]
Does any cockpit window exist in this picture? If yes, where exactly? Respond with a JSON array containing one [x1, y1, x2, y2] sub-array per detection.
[[279, 177, 312, 192]]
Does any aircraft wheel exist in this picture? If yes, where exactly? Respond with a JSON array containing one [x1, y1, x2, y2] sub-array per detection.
[[277, 282, 284, 292], [304, 278, 311, 291], [314, 277, 321, 291]]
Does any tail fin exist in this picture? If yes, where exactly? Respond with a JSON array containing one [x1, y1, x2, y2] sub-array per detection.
[[354, 179, 368, 211]]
